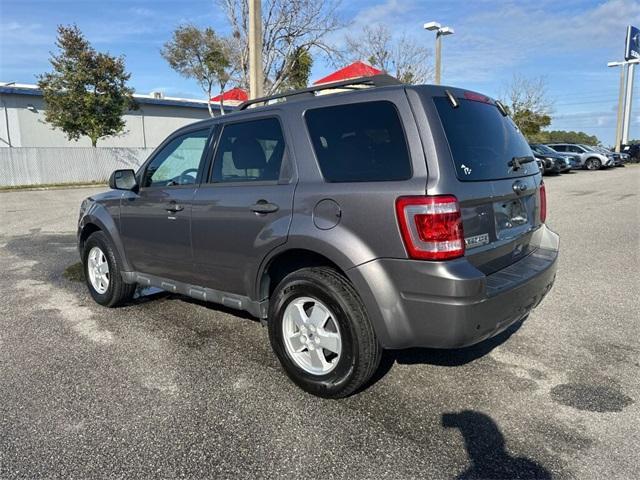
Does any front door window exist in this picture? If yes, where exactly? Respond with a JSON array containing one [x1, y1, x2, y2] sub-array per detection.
[[143, 129, 210, 188]]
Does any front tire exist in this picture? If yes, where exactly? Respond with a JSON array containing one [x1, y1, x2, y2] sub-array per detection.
[[82, 231, 136, 307], [586, 158, 601, 170], [268, 267, 381, 398]]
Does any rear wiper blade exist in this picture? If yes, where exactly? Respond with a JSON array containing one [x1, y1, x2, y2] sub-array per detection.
[[509, 156, 535, 170]]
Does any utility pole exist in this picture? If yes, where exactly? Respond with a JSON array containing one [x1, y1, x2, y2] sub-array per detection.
[[248, 0, 264, 99], [424, 22, 454, 85]]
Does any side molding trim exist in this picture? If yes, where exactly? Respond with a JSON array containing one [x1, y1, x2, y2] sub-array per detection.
[[121, 271, 268, 319]]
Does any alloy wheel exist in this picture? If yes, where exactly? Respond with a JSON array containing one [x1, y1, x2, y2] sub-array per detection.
[[87, 246, 110, 294], [282, 296, 342, 375]]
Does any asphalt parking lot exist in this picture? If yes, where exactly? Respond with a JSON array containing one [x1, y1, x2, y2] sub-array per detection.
[[1, 166, 638, 479]]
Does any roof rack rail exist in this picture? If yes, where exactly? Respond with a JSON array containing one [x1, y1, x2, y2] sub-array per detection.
[[238, 74, 402, 110]]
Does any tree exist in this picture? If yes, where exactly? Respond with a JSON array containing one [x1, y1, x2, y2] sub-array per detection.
[[340, 24, 432, 84], [280, 47, 313, 90], [531, 130, 600, 145], [219, 0, 341, 94], [162, 25, 236, 116], [37, 25, 136, 147], [500, 75, 552, 138]]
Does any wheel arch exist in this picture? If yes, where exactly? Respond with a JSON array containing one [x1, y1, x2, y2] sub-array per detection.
[[79, 207, 132, 272], [257, 247, 347, 302]]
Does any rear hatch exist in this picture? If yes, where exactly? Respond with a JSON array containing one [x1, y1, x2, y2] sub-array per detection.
[[432, 93, 542, 274]]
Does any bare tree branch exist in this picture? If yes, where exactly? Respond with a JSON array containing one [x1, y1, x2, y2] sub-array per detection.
[[338, 24, 433, 84], [219, 0, 343, 94], [500, 74, 554, 138]]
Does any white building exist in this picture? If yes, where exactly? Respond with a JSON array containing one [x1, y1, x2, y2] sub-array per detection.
[[0, 83, 233, 149]]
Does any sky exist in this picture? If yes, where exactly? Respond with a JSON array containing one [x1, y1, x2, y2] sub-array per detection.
[[1, 0, 639, 145]]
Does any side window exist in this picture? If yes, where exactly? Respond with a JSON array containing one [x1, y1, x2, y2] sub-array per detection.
[[553, 145, 566, 152], [143, 129, 210, 188], [211, 118, 285, 183], [304, 101, 412, 182]]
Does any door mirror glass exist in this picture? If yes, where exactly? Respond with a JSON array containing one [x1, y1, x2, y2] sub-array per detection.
[[109, 169, 138, 191]]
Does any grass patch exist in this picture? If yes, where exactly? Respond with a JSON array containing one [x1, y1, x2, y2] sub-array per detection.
[[63, 262, 85, 282]]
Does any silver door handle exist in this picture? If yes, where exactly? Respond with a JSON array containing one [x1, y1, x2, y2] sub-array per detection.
[[250, 200, 279, 214], [166, 202, 184, 213]]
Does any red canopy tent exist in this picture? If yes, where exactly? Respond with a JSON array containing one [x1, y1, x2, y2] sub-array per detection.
[[211, 87, 249, 104], [313, 61, 383, 85]]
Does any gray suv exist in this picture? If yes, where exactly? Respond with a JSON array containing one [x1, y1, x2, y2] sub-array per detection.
[[547, 143, 613, 170], [78, 76, 559, 398]]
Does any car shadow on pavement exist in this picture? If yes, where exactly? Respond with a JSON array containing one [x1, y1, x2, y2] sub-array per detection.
[[443, 410, 551, 479], [367, 319, 525, 388]]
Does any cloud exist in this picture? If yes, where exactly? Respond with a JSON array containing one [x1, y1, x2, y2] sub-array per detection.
[[0, 21, 50, 46], [338, 0, 640, 85]]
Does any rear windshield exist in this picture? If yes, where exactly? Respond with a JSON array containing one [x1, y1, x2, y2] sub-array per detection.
[[434, 97, 537, 181], [304, 101, 412, 183]]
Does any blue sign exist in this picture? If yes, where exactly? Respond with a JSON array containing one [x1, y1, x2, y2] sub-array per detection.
[[625, 25, 640, 61]]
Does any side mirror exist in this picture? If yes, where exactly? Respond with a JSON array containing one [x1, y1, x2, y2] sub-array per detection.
[[109, 169, 138, 191]]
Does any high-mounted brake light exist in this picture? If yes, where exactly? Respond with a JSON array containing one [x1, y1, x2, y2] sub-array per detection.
[[463, 91, 491, 104], [396, 195, 465, 260], [539, 183, 547, 223]]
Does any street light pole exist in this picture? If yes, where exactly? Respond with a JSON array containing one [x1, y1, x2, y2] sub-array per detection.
[[424, 22, 454, 85], [434, 32, 442, 85], [248, 0, 264, 99]]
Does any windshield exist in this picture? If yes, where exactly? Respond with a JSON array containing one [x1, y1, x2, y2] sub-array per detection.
[[580, 144, 595, 152], [434, 97, 538, 181]]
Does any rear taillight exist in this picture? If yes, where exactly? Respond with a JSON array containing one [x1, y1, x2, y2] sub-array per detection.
[[395, 195, 465, 260], [539, 183, 547, 223]]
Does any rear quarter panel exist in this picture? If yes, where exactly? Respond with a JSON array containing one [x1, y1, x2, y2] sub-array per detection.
[[276, 87, 431, 271]]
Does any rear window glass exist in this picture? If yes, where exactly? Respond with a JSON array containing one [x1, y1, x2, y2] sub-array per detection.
[[305, 101, 412, 182], [434, 97, 537, 181]]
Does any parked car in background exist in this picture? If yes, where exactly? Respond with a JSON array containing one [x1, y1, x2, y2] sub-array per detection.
[[622, 144, 640, 163], [593, 146, 624, 166], [76, 76, 559, 398], [546, 143, 613, 170], [530, 144, 571, 174]]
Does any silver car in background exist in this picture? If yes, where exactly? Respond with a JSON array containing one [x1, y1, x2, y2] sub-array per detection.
[[546, 143, 613, 170], [592, 146, 625, 166]]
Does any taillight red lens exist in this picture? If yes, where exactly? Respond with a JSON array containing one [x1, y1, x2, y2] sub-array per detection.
[[396, 195, 465, 260], [539, 183, 547, 223]]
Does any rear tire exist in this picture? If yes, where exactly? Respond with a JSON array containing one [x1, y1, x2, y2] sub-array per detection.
[[268, 267, 381, 398], [586, 158, 601, 170], [82, 231, 136, 307]]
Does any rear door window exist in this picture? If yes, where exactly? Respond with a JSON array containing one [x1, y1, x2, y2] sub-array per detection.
[[433, 97, 537, 181], [304, 101, 412, 182], [210, 118, 285, 183]]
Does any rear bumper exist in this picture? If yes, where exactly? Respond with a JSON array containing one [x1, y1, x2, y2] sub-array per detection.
[[348, 225, 559, 349]]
